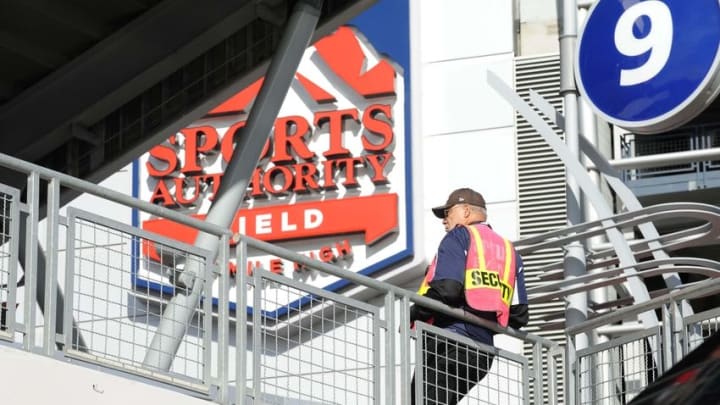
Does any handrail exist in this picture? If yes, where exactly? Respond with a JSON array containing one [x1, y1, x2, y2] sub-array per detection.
[[0, 151, 231, 239], [514, 202, 720, 255], [236, 233, 561, 349], [528, 257, 720, 295], [566, 277, 720, 336], [0, 146, 560, 352]]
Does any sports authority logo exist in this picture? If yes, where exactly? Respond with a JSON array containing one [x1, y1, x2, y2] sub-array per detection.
[[135, 26, 411, 313]]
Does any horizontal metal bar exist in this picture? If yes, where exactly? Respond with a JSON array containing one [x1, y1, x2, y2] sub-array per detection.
[[683, 306, 720, 326], [258, 269, 380, 315], [588, 148, 720, 170], [67, 207, 214, 259], [576, 326, 659, 358], [0, 151, 231, 238], [567, 277, 720, 336], [237, 233, 561, 349]]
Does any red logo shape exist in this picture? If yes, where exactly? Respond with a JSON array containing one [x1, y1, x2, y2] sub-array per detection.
[[142, 194, 398, 262], [207, 26, 395, 116]]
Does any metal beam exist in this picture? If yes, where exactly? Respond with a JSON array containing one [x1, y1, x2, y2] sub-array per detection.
[[19, 0, 111, 39], [0, 31, 68, 68], [0, 0, 259, 163], [143, 0, 324, 371]]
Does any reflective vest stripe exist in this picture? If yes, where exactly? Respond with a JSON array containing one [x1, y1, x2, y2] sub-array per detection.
[[468, 225, 487, 271], [417, 278, 430, 295], [502, 238, 512, 285], [417, 257, 436, 296]]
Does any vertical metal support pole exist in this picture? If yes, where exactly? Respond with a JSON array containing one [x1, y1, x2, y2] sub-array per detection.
[[373, 306, 381, 404], [568, 335, 578, 405], [252, 267, 263, 400], [671, 299, 684, 366], [23, 172, 39, 351], [236, 240, 248, 404], [400, 295, 411, 405], [43, 178, 60, 355], [662, 299, 682, 371], [5, 191, 19, 338], [384, 291, 396, 405], [64, 210, 76, 351], [217, 235, 230, 403], [202, 257, 213, 384], [558, 1, 585, 403], [143, 0, 324, 371], [548, 347, 560, 405], [533, 342, 542, 404]]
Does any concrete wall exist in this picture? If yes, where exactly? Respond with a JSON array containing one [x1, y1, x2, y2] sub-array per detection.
[[0, 345, 209, 405], [416, 0, 521, 353]]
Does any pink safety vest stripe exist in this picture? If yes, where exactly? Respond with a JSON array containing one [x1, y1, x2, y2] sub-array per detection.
[[464, 224, 516, 327]]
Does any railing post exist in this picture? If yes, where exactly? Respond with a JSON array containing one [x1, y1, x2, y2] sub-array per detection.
[[533, 342, 542, 404], [252, 262, 262, 401], [661, 303, 673, 372], [216, 235, 230, 403], [548, 347, 561, 405], [567, 333, 577, 405], [400, 295, 411, 405], [384, 291, 396, 405], [236, 240, 248, 404], [23, 172, 39, 352], [203, 251, 214, 386], [43, 178, 60, 355]]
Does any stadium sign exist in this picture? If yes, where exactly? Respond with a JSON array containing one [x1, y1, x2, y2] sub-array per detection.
[[133, 16, 413, 315]]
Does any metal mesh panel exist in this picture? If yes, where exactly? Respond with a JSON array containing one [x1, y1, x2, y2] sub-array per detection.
[[415, 324, 527, 405], [622, 132, 696, 179], [0, 187, 19, 339], [253, 270, 379, 405], [577, 329, 661, 405], [684, 307, 720, 352], [66, 211, 210, 386]]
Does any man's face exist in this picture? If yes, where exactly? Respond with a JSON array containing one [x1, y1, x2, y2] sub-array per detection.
[[442, 204, 465, 231]]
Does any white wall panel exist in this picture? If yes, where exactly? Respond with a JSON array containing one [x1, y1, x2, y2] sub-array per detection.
[[422, 127, 517, 204], [421, 55, 515, 136], [419, 0, 513, 62]]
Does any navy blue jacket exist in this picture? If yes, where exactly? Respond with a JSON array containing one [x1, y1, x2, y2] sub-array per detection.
[[411, 223, 528, 345]]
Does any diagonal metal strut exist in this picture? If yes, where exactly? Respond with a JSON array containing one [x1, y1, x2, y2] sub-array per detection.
[[143, 0, 325, 371]]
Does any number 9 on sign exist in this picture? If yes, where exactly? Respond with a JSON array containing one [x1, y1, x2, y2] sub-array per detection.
[[614, 1, 672, 86], [577, 0, 720, 133]]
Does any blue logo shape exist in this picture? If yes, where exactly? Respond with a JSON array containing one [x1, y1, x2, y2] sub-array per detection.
[[576, 0, 720, 133]]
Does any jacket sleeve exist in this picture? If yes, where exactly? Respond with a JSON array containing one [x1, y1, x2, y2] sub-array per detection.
[[410, 279, 465, 323], [410, 228, 468, 323], [509, 252, 529, 329]]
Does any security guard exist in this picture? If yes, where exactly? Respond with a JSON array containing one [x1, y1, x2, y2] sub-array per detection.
[[410, 188, 528, 405]]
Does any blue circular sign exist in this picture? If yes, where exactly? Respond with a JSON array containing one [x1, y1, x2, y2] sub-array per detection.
[[576, 0, 720, 134]]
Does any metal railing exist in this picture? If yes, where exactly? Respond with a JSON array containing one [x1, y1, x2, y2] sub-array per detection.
[[234, 234, 563, 404], [64, 208, 215, 390], [566, 278, 720, 405], [0, 152, 232, 397], [0, 151, 562, 404], [620, 126, 720, 180], [2, 148, 720, 404]]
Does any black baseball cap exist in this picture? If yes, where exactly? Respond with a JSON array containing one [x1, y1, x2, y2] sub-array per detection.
[[432, 188, 487, 218]]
